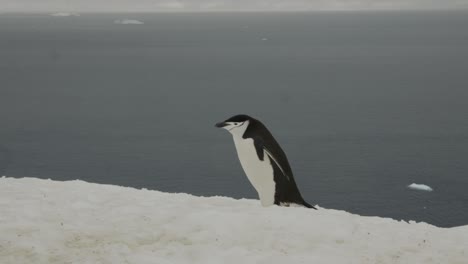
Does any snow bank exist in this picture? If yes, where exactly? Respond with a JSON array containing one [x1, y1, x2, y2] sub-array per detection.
[[50, 12, 80, 17], [408, 183, 433, 192], [114, 19, 144, 25], [0, 177, 466, 264]]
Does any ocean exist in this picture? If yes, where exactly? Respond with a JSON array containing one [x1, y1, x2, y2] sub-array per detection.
[[1, 11, 467, 227]]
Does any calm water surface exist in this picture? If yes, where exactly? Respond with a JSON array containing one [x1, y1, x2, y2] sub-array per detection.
[[1, 12, 468, 227]]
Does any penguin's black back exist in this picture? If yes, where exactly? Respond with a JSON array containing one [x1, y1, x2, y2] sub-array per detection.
[[242, 117, 315, 209]]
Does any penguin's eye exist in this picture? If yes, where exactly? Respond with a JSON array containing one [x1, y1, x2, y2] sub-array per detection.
[[234, 122, 239, 125]]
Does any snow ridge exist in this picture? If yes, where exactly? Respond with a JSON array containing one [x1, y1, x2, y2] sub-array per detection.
[[0, 177, 466, 264]]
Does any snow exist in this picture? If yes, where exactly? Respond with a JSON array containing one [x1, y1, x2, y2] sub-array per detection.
[[1, 177, 467, 264], [114, 19, 144, 25], [50, 12, 80, 17], [408, 183, 433, 192]]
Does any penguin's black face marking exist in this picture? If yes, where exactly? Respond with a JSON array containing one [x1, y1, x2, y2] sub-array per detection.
[[216, 121, 246, 132], [215, 121, 242, 129], [215, 114, 252, 132], [224, 114, 251, 123]]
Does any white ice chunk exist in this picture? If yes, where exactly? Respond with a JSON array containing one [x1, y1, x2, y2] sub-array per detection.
[[408, 183, 433, 192]]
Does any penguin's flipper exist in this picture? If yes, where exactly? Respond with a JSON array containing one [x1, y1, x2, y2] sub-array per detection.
[[250, 136, 291, 182], [264, 148, 290, 181], [251, 137, 265, 161]]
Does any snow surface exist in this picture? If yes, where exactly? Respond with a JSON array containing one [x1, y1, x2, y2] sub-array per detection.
[[114, 19, 144, 25], [50, 12, 80, 17], [408, 183, 433, 192], [0, 177, 467, 264]]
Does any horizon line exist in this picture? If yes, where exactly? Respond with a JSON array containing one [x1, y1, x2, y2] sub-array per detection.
[[2, 8, 468, 14]]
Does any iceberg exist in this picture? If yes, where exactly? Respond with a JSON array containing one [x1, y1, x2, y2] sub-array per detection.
[[114, 19, 144, 25], [50, 12, 80, 17], [0, 177, 465, 264]]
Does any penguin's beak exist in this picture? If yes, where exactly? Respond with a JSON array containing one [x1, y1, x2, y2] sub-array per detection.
[[215, 122, 227, 128]]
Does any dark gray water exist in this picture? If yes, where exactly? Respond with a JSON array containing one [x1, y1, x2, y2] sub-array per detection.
[[1, 12, 468, 227]]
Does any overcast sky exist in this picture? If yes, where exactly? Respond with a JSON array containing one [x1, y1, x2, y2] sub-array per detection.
[[1, 0, 467, 12]]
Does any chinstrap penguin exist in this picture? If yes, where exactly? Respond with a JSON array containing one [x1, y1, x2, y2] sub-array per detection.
[[216, 114, 315, 209]]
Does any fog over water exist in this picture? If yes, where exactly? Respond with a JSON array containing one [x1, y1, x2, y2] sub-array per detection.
[[1, 0, 467, 12]]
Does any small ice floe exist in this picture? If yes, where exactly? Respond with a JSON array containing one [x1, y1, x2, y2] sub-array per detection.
[[261, 38, 268, 41], [114, 19, 144, 25], [408, 183, 433, 192], [50, 12, 80, 17]]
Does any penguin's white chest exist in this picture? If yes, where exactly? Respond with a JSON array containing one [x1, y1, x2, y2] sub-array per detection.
[[232, 137, 275, 206]]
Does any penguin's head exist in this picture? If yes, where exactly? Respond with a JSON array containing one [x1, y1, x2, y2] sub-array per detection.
[[215, 114, 251, 135]]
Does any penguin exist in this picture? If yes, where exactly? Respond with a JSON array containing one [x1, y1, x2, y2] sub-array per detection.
[[216, 114, 315, 209]]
